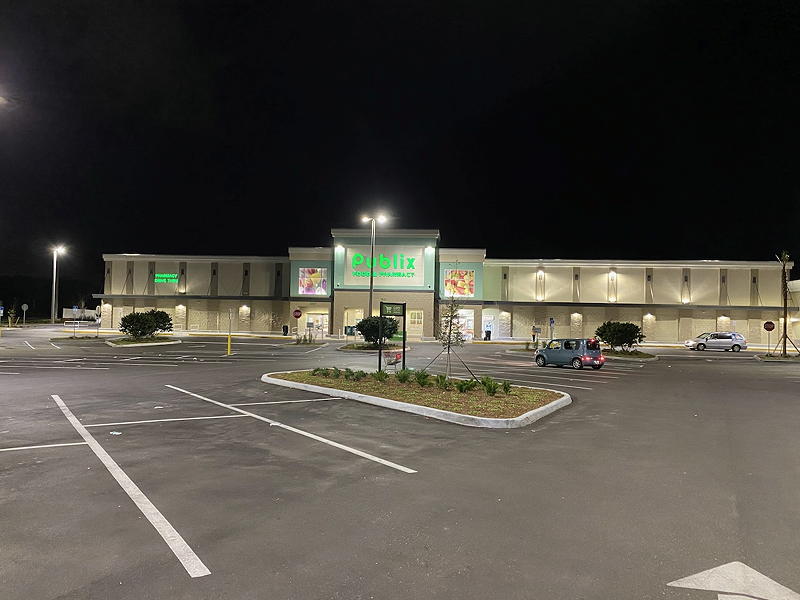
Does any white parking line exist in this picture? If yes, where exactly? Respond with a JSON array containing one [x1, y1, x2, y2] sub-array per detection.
[[51, 394, 210, 578], [50, 343, 62, 349], [24, 341, 35, 350], [165, 385, 416, 474], [0, 365, 110, 370], [120, 356, 145, 361], [230, 398, 340, 406], [0, 372, 19, 375], [85, 414, 247, 428], [305, 343, 328, 353], [0, 441, 88, 452]]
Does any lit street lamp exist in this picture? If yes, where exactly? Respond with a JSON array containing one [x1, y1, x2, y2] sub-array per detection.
[[360, 214, 387, 317], [51, 245, 66, 324]]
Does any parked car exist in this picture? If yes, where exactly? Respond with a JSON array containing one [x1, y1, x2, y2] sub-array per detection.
[[534, 337, 606, 369], [684, 332, 747, 352]]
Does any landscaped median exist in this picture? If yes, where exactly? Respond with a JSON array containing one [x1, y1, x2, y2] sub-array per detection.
[[261, 368, 571, 428]]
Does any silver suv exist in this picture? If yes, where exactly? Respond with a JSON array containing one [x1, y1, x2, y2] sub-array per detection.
[[685, 332, 747, 352]]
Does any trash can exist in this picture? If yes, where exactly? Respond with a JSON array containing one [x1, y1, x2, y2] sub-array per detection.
[[282, 325, 289, 336], [484, 330, 492, 341]]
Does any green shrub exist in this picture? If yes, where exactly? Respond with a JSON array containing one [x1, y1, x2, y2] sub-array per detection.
[[501, 381, 512, 394], [119, 309, 173, 339], [311, 367, 323, 376], [434, 374, 451, 390], [595, 321, 645, 351], [355, 316, 399, 346], [483, 379, 500, 396], [343, 368, 356, 380], [455, 379, 477, 393], [354, 370, 367, 381], [372, 370, 389, 382], [319, 368, 331, 377], [414, 370, 431, 387], [396, 369, 413, 383], [331, 367, 342, 378]]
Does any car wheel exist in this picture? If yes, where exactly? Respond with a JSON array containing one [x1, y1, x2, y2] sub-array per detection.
[[571, 358, 583, 370], [731, 344, 741, 352], [697, 343, 706, 351], [591, 365, 602, 370], [535, 355, 546, 367]]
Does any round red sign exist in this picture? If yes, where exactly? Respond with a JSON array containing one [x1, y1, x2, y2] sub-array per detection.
[[764, 321, 775, 332], [292, 309, 302, 319]]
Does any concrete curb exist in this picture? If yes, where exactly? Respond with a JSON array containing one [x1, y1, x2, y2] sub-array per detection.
[[335, 346, 411, 354], [104, 338, 182, 348], [261, 371, 571, 429], [754, 354, 800, 363]]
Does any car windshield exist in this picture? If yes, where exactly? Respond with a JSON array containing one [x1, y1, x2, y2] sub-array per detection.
[[586, 339, 600, 351]]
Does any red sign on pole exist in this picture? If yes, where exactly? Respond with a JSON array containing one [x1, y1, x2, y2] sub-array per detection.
[[292, 309, 302, 319], [764, 321, 775, 332]]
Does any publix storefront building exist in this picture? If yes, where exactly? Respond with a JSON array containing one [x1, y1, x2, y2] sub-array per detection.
[[95, 228, 797, 343]]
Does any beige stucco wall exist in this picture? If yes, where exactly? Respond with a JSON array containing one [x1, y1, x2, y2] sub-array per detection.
[[616, 268, 645, 303], [186, 263, 211, 295], [652, 268, 682, 304], [690, 269, 719, 305], [544, 267, 573, 302]]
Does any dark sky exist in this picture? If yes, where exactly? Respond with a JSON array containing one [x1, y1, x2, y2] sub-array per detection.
[[1, 0, 799, 287]]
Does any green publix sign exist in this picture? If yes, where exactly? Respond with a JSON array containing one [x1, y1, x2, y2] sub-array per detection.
[[351, 253, 416, 278]]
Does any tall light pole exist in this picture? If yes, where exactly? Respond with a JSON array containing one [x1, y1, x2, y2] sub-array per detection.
[[361, 215, 387, 317], [51, 245, 66, 324]]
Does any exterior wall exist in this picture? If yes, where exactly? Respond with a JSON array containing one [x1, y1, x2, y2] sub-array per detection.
[[218, 263, 242, 296], [186, 263, 211, 295], [483, 265, 503, 301], [727, 268, 751, 305], [543, 267, 572, 303], [335, 290, 434, 338], [690, 269, 719, 305], [616, 268, 645, 303], [652, 268, 682, 304]]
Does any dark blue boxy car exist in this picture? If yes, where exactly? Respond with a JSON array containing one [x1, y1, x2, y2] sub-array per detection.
[[534, 337, 606, 370]]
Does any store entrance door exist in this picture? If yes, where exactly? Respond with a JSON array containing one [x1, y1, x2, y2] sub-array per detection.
[[305, 313, 329, 339]]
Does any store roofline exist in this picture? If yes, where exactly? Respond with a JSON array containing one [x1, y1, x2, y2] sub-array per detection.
[[484, 258, 793, 269], [102, 254, 288, 262]]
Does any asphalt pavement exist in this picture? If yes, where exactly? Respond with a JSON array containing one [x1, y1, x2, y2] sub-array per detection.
[[1, 326, 799, 599]]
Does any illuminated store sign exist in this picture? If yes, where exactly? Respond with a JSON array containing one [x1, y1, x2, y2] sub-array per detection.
[[343, 246, 424, 287], [154, 273, 179, 284]]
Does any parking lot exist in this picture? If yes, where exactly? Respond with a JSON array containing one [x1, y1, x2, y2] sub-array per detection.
[[2, 328, 800, 599]]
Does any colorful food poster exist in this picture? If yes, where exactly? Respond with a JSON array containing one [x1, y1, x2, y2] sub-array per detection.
[[298, 268, 328, 295], [444, 269, 475, 297]]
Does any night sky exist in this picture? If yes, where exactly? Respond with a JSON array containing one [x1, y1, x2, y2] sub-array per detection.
[[1, 1, 799, 304]]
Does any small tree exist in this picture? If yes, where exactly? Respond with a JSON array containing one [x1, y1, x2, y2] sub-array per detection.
[[438, 295, 466, 376], [355, 316, 398, 347], [119, 309, 173, 339], [595, 321, 645, 351]]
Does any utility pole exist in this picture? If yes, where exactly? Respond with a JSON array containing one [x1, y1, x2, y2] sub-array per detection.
[[780, 251, 789, 358]]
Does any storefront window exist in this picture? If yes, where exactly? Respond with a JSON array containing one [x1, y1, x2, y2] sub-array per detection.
[[444, 269, 475, 297], [298, 268, 328, 295], [408, 310, 423, 326]]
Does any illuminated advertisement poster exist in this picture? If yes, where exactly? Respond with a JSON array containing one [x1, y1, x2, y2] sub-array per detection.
[[298, 268, 328, 295], [444, 269, 475, 297]]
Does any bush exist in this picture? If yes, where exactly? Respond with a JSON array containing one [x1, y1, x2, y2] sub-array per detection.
[[501, 381, 512, 394], [434, 374, 451, 390], [354, 370, 367, 381], [372, 370, 389, 382], [319, 368, 331, 378], [343, 368, 356, 380], [119, 309, 173, 338], [455, 379, 477, 393], [414, 370, 431, 387], [331, 367, 342, 378], [480, 376, 500, 396], [595, 321, 645, 351], [311, 367, 323, 376], [355, 316, 399, 347], [395, 369, 413, 383]]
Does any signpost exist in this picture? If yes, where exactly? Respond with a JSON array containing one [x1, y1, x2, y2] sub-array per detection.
[[549, 317, 555, 341], [292, 309, 302, 338], [21, 303, 28, 326], [379, 302, 406, 371], [764, 320, 775, 355], [227, 308, 234, 356], [0, 304, 3, 337], [95, 306, 102, 337]]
